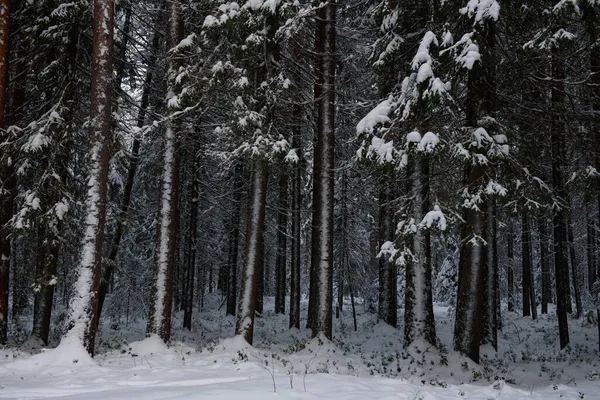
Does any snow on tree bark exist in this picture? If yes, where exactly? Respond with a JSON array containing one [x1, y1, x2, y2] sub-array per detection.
[[147, 0, 184, 343], [62, 0, 114, 356], [235, 161, 268, 344], [307, 0, 336, 340]]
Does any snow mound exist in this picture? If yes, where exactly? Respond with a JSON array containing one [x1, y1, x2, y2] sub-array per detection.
[[2, 338, 97, 373], [128, 335, 171, 356], [214, 335, 253, 353]]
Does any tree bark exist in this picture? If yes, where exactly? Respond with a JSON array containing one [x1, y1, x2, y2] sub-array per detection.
[[540, 217, 551, 314], [183, 151, 199, 330], [289, 117, 302, 329], [226, 164, 243, 316], [275, 171, 288, 314], [146, 0, 184, 343], [63, 0, 115, 356], [522, 210, 533, 317], [453, 12, 495, 363], [0, 0, 12, 346], [507, 225, 515, 312], [551, 44, 570, 349], [567, 214, 582, 319], [307, 0, 336, 340], [235, 161, 268, 344], [404, 156, 435, 346]]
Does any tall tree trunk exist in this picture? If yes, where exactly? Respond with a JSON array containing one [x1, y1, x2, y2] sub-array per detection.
[[551, 44, 570, 349], [567, 215, 582, 319], [507, 226, 515, 312], [146, 0, 184, 343], [453, 10, 495, 363], [377, 169, 390, 323], [482, 199, 498, 348], [307, 0, 336, 340], [522, 210, 533, 317], [289, 117, 302, 329], [97, 26, 160, 327], [63, 0, 114, 356], [235, 161, 268, 344], [275, 171, 288, 314], [226, 164, 243, 316], [588, 218, 596, 293], [337, 171, 348, 318], [183, 152, 199, 330], [404, 156, 435, 346], [0, 0, 12, 346], [540, 217, 551, 314]]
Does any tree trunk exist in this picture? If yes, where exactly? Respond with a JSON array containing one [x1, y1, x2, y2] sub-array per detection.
[[307, 0, 336, 340], [146, 0, 184, 343], [405, 156, 435, 346], [588, 219, 595, 293], [507, 226, 515, 312], [183, 152, 199, 330], [540, 217, 551, 314], [63, 0, 115, 356], [226, 164, 243, 316], [522, 209, 533, 317], [377, 168, 390, 323], [453, 11, 495, 363], [482, 199, 498, 348], [551, 45, 569, 349], [567, 215, 582, 319], [275, 171, 288, 314], [0, 0, 12, 346], [235, 161, 268, 344], [289, 117, 302, 329]]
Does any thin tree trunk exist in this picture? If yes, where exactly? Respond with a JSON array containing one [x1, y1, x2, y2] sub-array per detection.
[[63, 0, 115, 356], [551, 45, 570, 349], [235, 161, 268, 344], [289, 118, 302, 329], [507, 226, 515, 312], [522, 210, 532, 317], [275, 171, 288, 314], [377, 169, 390, 323], [0, 0, 12, 346], [307, 0, 336, 340], [567, 215, 582, 319], [146, 0, 184, 343], [588, 219, 596, 292], [540, 217, 551, 314], [226, 164, 243, 316], [183, 152, 199, 330]]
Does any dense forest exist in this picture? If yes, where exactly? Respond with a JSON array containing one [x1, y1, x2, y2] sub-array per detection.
[[1, 1, 600, 393]]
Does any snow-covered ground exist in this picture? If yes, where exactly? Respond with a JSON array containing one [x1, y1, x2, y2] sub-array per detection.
[[1, 296, 599, 399]]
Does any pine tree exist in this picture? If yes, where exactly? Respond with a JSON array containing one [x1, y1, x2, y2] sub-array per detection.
[[62, 0, 115, 356], [307, 0, 336, 340]]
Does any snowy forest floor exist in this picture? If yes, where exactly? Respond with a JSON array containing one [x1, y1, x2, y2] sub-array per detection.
[[1, 295, 599, 399]]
